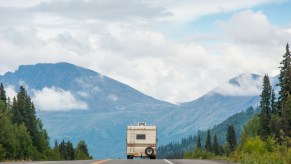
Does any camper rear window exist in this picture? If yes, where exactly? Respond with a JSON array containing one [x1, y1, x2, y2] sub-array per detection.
[[136, 134, 146, 140]]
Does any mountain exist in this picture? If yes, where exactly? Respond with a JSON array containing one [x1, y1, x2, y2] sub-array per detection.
[[0, 63, 174, 112], [0, 63, 279, 159], [157, 106, 259, 159], [153, 74, 278, 145]]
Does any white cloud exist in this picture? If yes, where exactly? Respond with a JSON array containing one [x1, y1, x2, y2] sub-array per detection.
[[0, 1, 290, 104], [32, 87, 88, 111], [218, 10, 291, 46], [213, 74, 262, 96], [5, 85, 17, 99]]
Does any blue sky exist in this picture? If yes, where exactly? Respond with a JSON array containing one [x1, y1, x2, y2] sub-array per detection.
[[0, 0, 291, 103]]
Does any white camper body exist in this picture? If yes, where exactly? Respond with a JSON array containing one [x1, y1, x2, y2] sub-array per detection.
[[126, 122, 157, 159]]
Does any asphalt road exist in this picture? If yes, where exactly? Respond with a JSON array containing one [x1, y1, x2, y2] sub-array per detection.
[[0, 159, 231, 164]]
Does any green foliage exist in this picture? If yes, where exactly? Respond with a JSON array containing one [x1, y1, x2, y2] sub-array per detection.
[[0, 84, 93, 161], [184, 148, 215, 159], [158, 106, 258, 159], [205, 130, 212, 152], [259, 75, 272, 139], [213, 134, 220, 155], [75, 140, 91, 160], [0, 83, 7, 105], [238, 136, 291, 164], [278, 43, 291, 135], [0, 144, 5, 160], [227, 125, 237, 152], [196, 134, 201, 149], [16, 124, 34, 160]]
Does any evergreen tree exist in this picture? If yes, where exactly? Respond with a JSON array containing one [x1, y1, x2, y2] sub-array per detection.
[[53, 140, 60, 160], [59, 140, 66, 160], [16, 124, 34, 160], [213, 133, 220, 155], [66, 141, 75, 160], [0, 100, 19, 160], [196, 134, 202, 149], [259, 75, 272, 139], [278, 43, 291, 103], [205, 130, 212, 152], [0, 83, 7, 104], [75, 140, 91, 160], [271, 89, 277, 114], [277, 43, 291, 136], [11, 86, 50, 155], [227, 125, 237, 152]]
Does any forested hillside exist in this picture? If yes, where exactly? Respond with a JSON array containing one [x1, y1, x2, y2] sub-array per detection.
[[158, 106, 258, 158], [0, 84, 92, 161], [166, 44, 291, 163]]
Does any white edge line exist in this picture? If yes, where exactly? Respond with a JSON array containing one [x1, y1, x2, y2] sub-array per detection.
[[164, 159, 174, 164]]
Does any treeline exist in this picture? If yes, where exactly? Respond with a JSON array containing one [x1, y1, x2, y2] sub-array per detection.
[[233, 43, 291, 163], [157, 106, 258, 158], [53, 140, 92, 160], [183, 125, 237, 159], [167, 44, 291, 163], [0, 84, 92, 161]]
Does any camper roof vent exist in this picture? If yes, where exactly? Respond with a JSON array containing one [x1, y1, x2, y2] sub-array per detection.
[[138, 122, 146, 126]]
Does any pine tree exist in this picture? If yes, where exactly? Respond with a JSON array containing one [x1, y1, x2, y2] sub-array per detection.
[[205, 130, 212, 152], [213, 133, 220, 155], [278, 43, 291, 104], [75, 140, 91, 160], [196, 134, 202, 149], [59, 140, 66, 160], [259, 74, 272, 139], [271, 89, 277, 114], [66, 141, 75, 160], [53, 140, 60, 160], [0, 83, 7, 104], [16, 124, 33, 160], [227, 125, 237, 152], [278, 43, 291, 135]]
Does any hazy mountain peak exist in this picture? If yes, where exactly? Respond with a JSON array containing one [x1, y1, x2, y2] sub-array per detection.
[[0, 62, 174, 112], [228, 73, 261, 87], [212, 73, 263, 97]]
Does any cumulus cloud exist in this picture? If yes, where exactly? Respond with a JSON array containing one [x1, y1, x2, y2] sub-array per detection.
[[0, 0, 290, 104], [32, 87, 88, 111], [218, 10, 291, 46]]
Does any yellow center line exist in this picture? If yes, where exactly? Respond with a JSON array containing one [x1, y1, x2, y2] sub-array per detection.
[[91, 159, 111, 164]]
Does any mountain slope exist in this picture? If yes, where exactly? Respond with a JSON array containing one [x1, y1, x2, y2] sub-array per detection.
[[157, 106, 259, 159], [154, 74, 278, 145], [0, 62, 174, 112], [0, 63, 177, 158], [0, 63, 279, 159]]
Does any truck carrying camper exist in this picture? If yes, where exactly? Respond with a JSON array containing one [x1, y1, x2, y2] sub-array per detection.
[[126, 122, 157, 159]]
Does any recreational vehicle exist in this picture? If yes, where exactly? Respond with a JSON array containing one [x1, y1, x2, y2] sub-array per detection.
[[126, 122, 157, 159]]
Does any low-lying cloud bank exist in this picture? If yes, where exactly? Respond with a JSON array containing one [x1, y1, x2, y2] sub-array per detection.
[[32, 87, 88, 111], [213, 74, 262, 96]]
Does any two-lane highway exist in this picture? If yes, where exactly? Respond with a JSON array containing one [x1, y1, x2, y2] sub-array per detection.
[[0, 159, 231, 164]]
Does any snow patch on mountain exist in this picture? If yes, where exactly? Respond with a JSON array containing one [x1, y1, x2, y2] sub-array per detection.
[[32, 87, 88, 111]]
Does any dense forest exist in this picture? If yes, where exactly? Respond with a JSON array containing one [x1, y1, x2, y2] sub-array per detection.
[[0, 84, 92, 161], [159, 44, 291, 163]]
